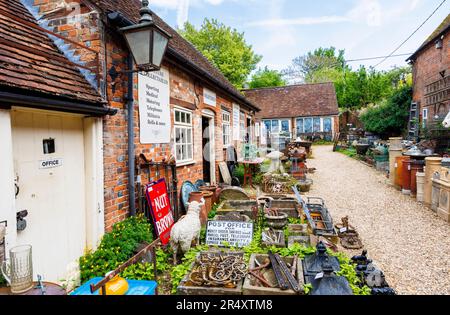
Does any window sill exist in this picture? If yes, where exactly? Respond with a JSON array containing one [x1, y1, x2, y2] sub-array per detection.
[[176, 160, 196, 167]]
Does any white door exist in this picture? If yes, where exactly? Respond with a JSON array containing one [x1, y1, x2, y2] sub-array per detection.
[[11, 109, 86, 282]]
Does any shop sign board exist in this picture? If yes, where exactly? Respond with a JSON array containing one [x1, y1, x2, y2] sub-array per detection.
[[206, 220, 253, 247], [203, 88, 217, 106], [138, 68, 171, 144], [145, 178, 174, 245]]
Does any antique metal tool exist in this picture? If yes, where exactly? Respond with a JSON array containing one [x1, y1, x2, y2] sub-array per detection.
[[273, 253, 300, 292], [268, 251, 289, 290]]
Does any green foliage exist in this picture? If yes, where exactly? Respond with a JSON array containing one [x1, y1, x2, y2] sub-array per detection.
[[79, 214, 153, 283], [336, 147, 357, 158], [329, 250, 371, 295], [313, 139, 334, 145], [248, 66, 286, 89], [359, 86, 412, 137], [180, 19, 262, 88], [208, 203, 220, 219], [288, 217, 305, 225], [170, 244, 209, 293], [121, 248, 171, 281], [303, 283, 312, 294], [0, 272, 5, 286]]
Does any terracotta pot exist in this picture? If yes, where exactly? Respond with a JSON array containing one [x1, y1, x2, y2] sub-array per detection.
[[395, 156, 409, 189], [188, 191, 203, 203], [201, 191, 214, 217], [401, 158, 412, 194], [199, 185, 218, 204], [410, 160, 425, 196]]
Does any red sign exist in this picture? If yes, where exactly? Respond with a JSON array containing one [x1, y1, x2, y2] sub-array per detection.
[[145, 178, 174, 245]]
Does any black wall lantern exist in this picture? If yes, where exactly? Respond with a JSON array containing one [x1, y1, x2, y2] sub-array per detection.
[[120, 0, 172, 72]]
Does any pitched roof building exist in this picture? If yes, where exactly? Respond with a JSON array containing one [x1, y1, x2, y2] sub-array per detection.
[[242, 83, 339, 142]]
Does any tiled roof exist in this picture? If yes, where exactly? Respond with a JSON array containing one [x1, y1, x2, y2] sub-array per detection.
[[242, 83, 339, 119], [408, 13, 450, 61], [93, 0, 259, 111], [0, 0, 103, 104]]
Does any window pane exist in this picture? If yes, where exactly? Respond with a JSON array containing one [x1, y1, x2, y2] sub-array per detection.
[[181, 144, 186, 160], [180, 112, 186, 123], [304, 118, 313, 133], [175, 111, 180, 123], [186, 113, 191, 124], [264, 120, 271, 132], [176, 145, 182, 161], [296, 118, 304, 136], [281, 120, 289, 132], [175, 128, 181, 143], [271, 120, 279, 132], [187, 128, 192, 144], [187, 144, 192, 160], [313, 118, 321, 132], [323, 117, 332, 132]]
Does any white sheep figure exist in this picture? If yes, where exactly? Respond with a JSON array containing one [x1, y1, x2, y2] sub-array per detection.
[[170, 199, 204, 264]]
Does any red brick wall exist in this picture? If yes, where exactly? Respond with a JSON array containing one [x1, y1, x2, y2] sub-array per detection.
[[412, 30, 450, 122], [26, 0, 256, 231]]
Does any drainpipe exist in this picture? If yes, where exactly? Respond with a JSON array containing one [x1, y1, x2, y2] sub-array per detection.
[[126, 55, 136, 216]]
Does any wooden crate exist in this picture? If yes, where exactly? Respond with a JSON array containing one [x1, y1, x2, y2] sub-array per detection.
[[177, 250, 245, 295], [243, 254, 305, 295]]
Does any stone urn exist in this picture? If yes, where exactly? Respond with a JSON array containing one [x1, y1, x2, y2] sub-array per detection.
[[264, 212, 288, 229]]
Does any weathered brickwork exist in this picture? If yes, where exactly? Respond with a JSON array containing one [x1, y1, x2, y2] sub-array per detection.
[[411, 30, 449, 122]]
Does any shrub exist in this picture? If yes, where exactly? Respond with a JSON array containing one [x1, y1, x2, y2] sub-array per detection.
[[79, 214, 153, 283], [359, 86, 412, 138]]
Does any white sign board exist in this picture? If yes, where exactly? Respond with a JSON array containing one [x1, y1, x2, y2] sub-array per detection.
[[206, 220, 253, 247], [232, 103, 240, 141], [255, 122, 260, 137], [39, 158, 63, 169], [138, 68, 171, 144], [203, 88, 217, 107]]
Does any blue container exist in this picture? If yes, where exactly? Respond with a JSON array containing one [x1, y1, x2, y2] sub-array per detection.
[[70, 278, 157, 295]]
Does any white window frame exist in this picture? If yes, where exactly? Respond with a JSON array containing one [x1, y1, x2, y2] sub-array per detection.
[[262, 119, 291, 134], [222, 110, 231, 147], [422, 108, 428, 128], [240, 112, 246, 142], [174, 107, 194, 164], [296, 117, 333, 135]]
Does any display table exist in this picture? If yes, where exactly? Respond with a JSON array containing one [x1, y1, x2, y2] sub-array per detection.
[[237, 158, 264, 188], [70, 278, 157, 295]]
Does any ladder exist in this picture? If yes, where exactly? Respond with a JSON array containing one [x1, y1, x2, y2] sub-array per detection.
[[407, 102, 419, 141]]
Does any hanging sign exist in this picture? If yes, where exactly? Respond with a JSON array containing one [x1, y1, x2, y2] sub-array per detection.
[[145, 178, 174, 245], [203, 88, 217, 107], [138, 68, 171, 144], [206, 220, 253, 247], [232, 103, 240, 141]]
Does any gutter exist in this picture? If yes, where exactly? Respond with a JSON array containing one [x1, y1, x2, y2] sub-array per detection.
[[0, 91, 117, 116]]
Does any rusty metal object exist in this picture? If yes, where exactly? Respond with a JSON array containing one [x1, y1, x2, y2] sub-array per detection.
[[291, 255, 298, 277], [273, 253, 300, 292], [268, 251, 289, 290], [248, 270, 274, 288]]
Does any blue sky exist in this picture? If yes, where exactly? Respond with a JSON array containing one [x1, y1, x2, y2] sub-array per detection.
[[150, 0, 450, 73]]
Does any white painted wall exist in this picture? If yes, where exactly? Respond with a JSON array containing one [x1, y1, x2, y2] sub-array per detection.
[[0, 109, 17, 254]]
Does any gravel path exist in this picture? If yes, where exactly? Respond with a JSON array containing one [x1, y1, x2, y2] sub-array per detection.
[[305, 145, 450, 295]]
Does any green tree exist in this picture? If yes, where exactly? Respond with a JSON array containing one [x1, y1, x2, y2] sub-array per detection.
[[282, 47, 346, 83], [359, 85, 412, 138], [180, 19, 262, 88], [248, 66, 286, 89]]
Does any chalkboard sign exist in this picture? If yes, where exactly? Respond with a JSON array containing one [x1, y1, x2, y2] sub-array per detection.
[[206, 221, 253, 247]]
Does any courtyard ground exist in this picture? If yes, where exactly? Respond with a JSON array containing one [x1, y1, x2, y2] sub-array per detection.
[[305, 145, 450, 295]]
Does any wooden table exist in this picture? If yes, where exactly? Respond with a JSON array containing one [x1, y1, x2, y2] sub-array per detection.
[[0, 282, 66, 295], [238, 158, 264, 188]]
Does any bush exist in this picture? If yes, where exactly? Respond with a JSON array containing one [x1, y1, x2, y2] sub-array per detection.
[[359, 86, 411, 138], [79, 214, 153, 283]]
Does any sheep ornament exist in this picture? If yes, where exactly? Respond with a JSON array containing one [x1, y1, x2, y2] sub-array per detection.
[[170, 198, 204, 264]]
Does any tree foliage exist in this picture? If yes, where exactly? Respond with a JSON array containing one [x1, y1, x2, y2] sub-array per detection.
[[180, 19, 262, 88], [359, 86, 412, 138], [248, 66, 286, 89]]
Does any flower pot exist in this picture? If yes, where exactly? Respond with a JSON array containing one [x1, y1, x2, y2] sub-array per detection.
[[297, 179, 313, 192], [201, 191, 214, 216], [199, 185, 218, 204], [188, 191, 203, 203]]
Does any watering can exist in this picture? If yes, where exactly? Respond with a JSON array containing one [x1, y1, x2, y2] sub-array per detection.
[[1, 244, 34, 294]]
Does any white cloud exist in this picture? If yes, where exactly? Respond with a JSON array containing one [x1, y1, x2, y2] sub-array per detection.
[[246, 15, 350, 27], [347, 0, 382, 27]]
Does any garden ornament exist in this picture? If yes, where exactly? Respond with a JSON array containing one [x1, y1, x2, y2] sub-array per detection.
[[170, 199, 204, 265], [266, 151, 285, 174]]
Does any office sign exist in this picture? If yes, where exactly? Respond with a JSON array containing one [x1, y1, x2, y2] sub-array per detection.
[[138, 68, 170, 144], [145, 178, 174, 245], [39, 158, 63, 169], [203, 88, 217, 106], [206, 220, 253, 247]]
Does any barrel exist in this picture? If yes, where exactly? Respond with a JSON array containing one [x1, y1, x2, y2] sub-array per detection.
[[401, 157, 412, 195], [410, 160, 425, 196], [395, 156, 409, 189]]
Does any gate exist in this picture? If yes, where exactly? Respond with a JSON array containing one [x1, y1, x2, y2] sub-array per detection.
[[136, 154, 180, 223]]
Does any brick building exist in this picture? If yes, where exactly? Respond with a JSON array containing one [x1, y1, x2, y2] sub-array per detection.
[[0, 0, 259, 283], [242, 83, 339, 148], [407, 14, 449, 135]]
